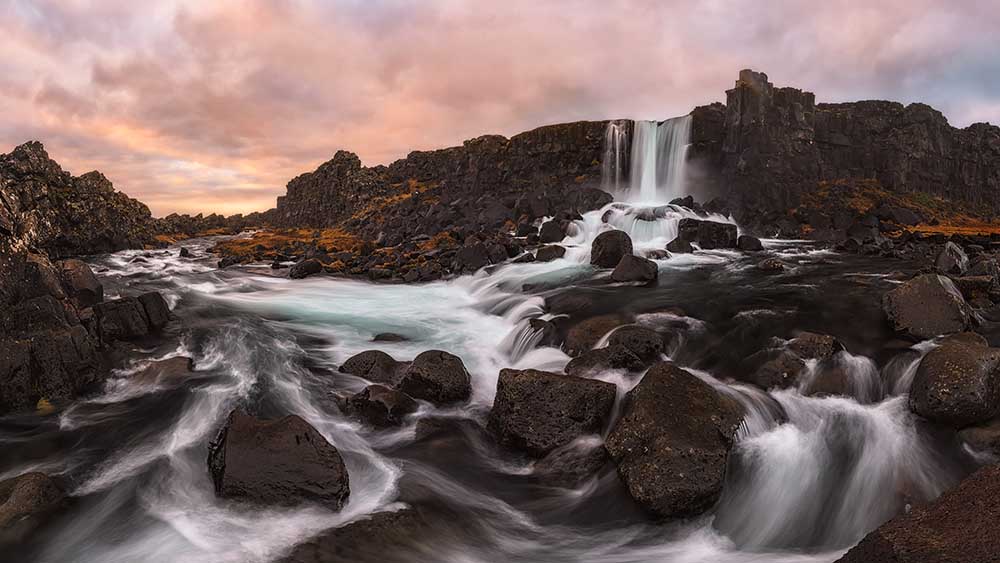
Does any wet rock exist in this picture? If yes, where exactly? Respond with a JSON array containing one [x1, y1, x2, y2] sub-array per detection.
[[665, 237, 694, 253], [750, 351, 807, 389], [279, 508, 427, 563], [935, 241, 969, 275], [611, 255, 658, 283], [346, 384, 418, 428], [787, 332, 844, 360], [645, 249, 670, 260], [564, 314, 627, 356], [538, 220, 567, 244], [138, 291, 171, 331], [545, 293, 596, 316], [607, 325, 666, 362], [958, 418, 1000, 457], [535, 245, 566, 262], [396, 350, 471, 405], [132, 357, 195, 385], [882, 274, 972, 340], [757, 257, 787, 272], [590, 230, 633, 268], [564, 345, 645, 376], [951, 275, 998, 303], [207, 411, 350, 509], [969, 257, 999, 280], [487, 368, 616, 457], [512, 252, 535, 264], [58, 259, 103, 307], [909, 334, 1000, 428], [528, 318, 559, 347], [0, 472, 64, 539], [736, 235, 764, 251], [533, 436, 609, 487], [677, 218, 737, 249], [22, 253, 64, 300], [179, 247, 192, 258], [605, 362, 742, 518], [339, 350, 408, 386], [452, 243, 489, 272], [93, 294, 164, 341], [289, 258, 323, 279], [836, 464, 1000, 563], [372, 332, 408, 342]]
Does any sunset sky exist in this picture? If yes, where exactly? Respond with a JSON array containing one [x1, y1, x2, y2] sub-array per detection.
[[2, 0, 998, 217]]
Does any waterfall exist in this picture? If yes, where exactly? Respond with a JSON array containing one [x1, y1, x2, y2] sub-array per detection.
[[603, 115, 692, 205]]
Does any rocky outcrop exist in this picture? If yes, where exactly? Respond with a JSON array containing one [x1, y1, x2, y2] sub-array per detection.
[[207, 411, 350, 509], [677, 219, 737, 249]]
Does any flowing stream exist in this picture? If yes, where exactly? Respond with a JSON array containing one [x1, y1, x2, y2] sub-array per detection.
[[0, 118, 983, 562]]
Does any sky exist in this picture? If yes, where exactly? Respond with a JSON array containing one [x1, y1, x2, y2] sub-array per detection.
[[2, 0, 998, 217]]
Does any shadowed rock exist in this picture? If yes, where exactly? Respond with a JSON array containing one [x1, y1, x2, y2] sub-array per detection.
[[346, 384, 418, 428], [339, 350, 409, 386], [396, 350, 471, 405], [611, 255, 658, 283], [591, 230, 633, 268], [882, 274, 972, 339], [565, 345, 645, 376], [289, 258, 323, 279], [909, 333, 1000, 428]]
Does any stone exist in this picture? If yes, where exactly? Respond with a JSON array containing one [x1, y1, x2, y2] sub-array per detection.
[[611, 255, 658, 283], [207, 411, 350, 509], [339, 350, 408, 386], [607, 325, 666, 362], [909, 334, 1000, 428], [289, 258, 323, 279], [132, 357, 195, 385], [590, 230, 633, 268], [278, 509, 427, 563], [605, 362, 742, 518], [453, 243, 489, 272], [958, 418, 1000, 457], [736, 235, 764, 251], [665, 237, 694, 253], [564, 345, 645, 376], [677, 218, 738, 249], [396, 350, 471, 405], [787, 332, 844, 360], [535, 245, 567, 262], [935, 241, 969, 275], [882, 274, 972, 340], [138, 291, 171, 330], [0, 472, 64, 536], [538, 220, 567, 243], [372, 332, 408, 342], [346, 385, 418, 428], [94, 297, 151, 341], [757, 257, 787, 272], [487, 368, 616, 457], [533, 437, 609, 487], [179, 247, 192, 258], [58, 259, 103, 307], [564, 314, 627, 356]]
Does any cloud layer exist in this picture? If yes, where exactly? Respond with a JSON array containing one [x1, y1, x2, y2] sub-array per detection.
[[2, 0, 997, 216]]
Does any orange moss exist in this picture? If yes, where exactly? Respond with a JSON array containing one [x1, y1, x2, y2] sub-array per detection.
[[417, 231, 459, 252], [349, 179, 439, 225], [212, 228, 362, 256]]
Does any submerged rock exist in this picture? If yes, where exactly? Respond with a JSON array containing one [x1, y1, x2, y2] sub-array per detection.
[[533, 436, 609, 487], [590, 230, 633, 268], [488, 368, 616, 457], [535, 245, 567, 262], [564, 314, 628, 356], [279, 509, 427, 563], [909, 334, 1000, 428], [605, 362, 742, 518], [934, 241, 969, 275], [666, 237, 694, 253], [207, 411, 350, 509], [882, 274, 972, 340], [736, 235, 763, 252], [607, 325, 666, 362], [396, 350, 471, 405]]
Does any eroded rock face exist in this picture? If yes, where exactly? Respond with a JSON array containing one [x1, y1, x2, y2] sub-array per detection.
[[396, 350, 471, 405], [882, 274, 972, 340], [605, 362, 743, 518], [591, 230, 633, 268], [836, 464, 1000, 563], [58, 259, 103, 307], [208, 411, 350, 509], [909, 334, 1000, 428], [488, 369, 616, 457]]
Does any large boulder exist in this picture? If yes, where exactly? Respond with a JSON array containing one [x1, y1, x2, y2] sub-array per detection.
[[909, 334, 1000, 428], [339, 350, 409, 386], [289, 258, 323, 279], [345, 384, 418, 428], [279, 509, 427, 563], [677, 218, 737, 249], [207, 411, 350, 509], [538, 220, 567, 243], [396, 350, 471, 405], [934, 241, 969, 275], [882, 274, 972, 339], [535, 244, 567, 262], [533, 437, 609, 487], [749, 351, 807, 389], [0, 472, 64, 539], [93, 293, 170, 341], [736, 235, 763, 252], [487, 368, 616, 457], [590, 230, 633, 268], [836, 464, 1000, 563], [607, 325, 666, 362], [611, 255, 658, 283], [666, 237, 694, 253], [605, 362, 743, 518], [58, 259, 103, 307], [564, 345, 645, 377]]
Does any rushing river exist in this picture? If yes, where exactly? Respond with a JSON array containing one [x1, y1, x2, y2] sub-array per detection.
[[0, 200, 983, 562]]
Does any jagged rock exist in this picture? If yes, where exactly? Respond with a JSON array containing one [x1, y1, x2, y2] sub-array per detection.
[[396, 350, 471, 405], [339, 350, 408, 386], [882, 274, 972, 339], [665, 237, 694, 253], [289, 258, 323, 279], [207, 411, 350, 509], [93, 293, 169, 342], [564, 344, 645, 376], [535, 245, 566, 262], [736, 235, 764, 251], [346, 385, 418, 428], [487, 368, 616, 457], [605, 362, 742, 518], [0, 472, 64, 539], [590, 230, 633, 268], [935, 241, 969, 275], [564, 314, 627, 356], [58, 259, 103, 307], [539, 220, 567, 243], [611, 255, 658, 283], [607, 325, 666, 362], [677, 218, 737, 249], [836, 464, 1000, 563], [909, 334, 1000, 428]]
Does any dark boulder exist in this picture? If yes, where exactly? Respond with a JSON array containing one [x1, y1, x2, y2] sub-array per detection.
[[373, 332, 408, 342], [339, 350, 408, 386], [564, 314, 627, 356], [665, 237, 694, 253], [131, 357, 195, 386], [836, 464, 1000, 563], [0, 472, 64, 540], [590, 230, 633, 268], [279, 509, 428, 563], [611, 255, 658, 283], [207, 411, 350, 509], [533, 437, 609, 487], [179, 247, 192, 258], [396, 350, 471, 405], [452, 243, 489, 273], [882, 274, 972, 339], [909, 334, 1000, 428], [94, 293, 168, 341], [346, 385, 418, 428], [607, 325, 666, 362], [538, 220, 567, 244], [605, 362, 742, 518], [749, 351, 807, 390], [138, 291, 171, 330], [564, 345, 645, 376], [736, 235, 763, 251], [535, 245, 567, 262], [289, 259, 323, 279], [677, 218, 737, 249], [487, 368, 616, 457], [969, 258, 999, 280], [934, 241, 969, 275], [757, 257, 787, 272], [58, 259, 103, 307], [958, 418, 1000, 457], [787, 332, 844, 360]]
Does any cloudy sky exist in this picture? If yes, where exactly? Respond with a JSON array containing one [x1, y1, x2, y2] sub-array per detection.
[[2, 0, 998, 216]]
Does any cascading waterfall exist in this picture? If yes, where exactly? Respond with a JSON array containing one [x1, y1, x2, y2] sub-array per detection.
[[601, 120, 628, 194], [605, 115, 692, 204]]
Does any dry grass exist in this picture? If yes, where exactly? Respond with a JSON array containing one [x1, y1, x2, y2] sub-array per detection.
[[213, 228, 362, 256]]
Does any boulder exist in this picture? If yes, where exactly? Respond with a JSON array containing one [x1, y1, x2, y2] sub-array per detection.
[[836, 464, 1000, 563], [607, 325, 666, 362], [538, 220, 567, 243], [969, 258, 999, 280], [207, 411, 350, 509], [289, 258, 323, 279], [757, 257, 787, 272], [339, 350, 408, 386], [736, 235, 764, 251], [533, 437, 609, 487], [535, 245, 567, 262], [179, 247, 192, 258], [58, 259, 103, 307], [452, 243, 489, 272], [132, 357, 195, 385], [909, 334, 1000, 428], [882, 274, 972, 339], [138, 291, 171, 330], [279, 509, 427, 563], [346, 384, 418, 428], [564, 314, 627, 356], [611, 255, 658, 283], [590, 230, 633, 268], [564, 345, 645, 376], [93, 296, 151, 341], [666, 237, 694, 253], [787, 332, 844, 360], [935, 241, 969, 275], [0, 472, 64, 535], [958, 418, 1000, 457], [487, 368, 616, 457], [396, 350, 471, 405], [372, 332, 408, 342], [605, 362, 742, 518], [677, 218, 737, 249], [750, 351, 807, 389]]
